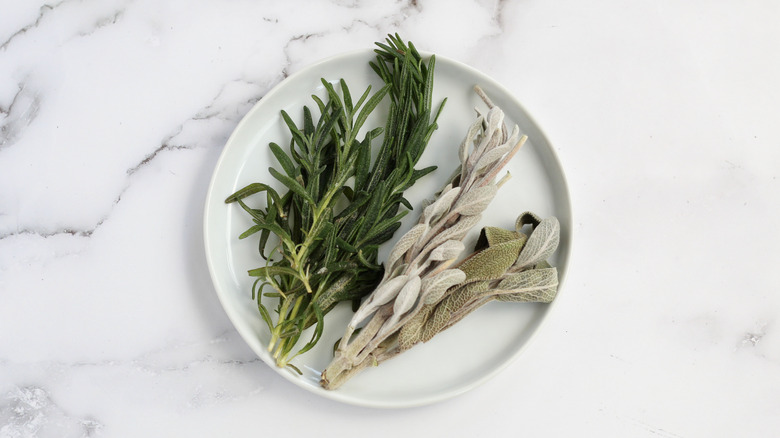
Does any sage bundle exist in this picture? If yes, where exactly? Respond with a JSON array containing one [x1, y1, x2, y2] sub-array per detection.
[[321, 86, 551, 390], [397, 211, 560, 349]]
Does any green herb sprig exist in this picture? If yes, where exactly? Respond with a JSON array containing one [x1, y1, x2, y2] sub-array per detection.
[[225, 35, 445, 370]]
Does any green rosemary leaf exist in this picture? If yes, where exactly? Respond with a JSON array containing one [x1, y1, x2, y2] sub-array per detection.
[[363, 221, 403, 247], [353, 84, 372, 115], [350, 84, 391, 144], [317, 261, 359, 276], [224, 182, 283, 206], [340, 79, 353, 116], [303, 106, 315, 137], [357, 249, 382, 271], [335, 237, 357, 253], [280, 110, 307, 151], [311, 94, 327, 116], [410, 165, 437, 185], [356, 181, 387, 240], [269, 142, 296, 178], [268, 167, 315, 206], [293, 302, 325, 358], [258, 228, 271, 259], [359, 211, 408, 246], [248, 265, 300, 279], [257, 302, 275, 333], [238, 224, 263, 240]]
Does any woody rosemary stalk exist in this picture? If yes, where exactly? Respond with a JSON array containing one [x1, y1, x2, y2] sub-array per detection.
[[321, 86, 540, 389], [225, 35, 445, 371]]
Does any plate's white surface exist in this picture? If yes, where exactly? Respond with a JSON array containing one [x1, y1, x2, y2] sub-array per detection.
[[203, 49, 572, 408]]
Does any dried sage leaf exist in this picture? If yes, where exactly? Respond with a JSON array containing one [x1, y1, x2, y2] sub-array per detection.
[[385, 223, 428, 273], [457, 237, 526, 283], [428, 240, 465, 261], [495, 267, 558, 303], [451, 184, 498, 217], [421, 268, 467, 305], [513, 216, 560, 271]]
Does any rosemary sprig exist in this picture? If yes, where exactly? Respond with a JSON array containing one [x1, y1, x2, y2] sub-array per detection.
[[225, 35, 445, 369], [320, 87, 560, 390]]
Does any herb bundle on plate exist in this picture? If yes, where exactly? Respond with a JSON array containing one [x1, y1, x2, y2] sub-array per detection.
[[225, 35, 445, 370]]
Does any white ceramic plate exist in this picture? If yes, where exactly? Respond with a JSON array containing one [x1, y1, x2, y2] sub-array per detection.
[[204, 49, 572, 408]]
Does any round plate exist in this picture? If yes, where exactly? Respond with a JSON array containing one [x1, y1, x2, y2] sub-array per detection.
[[203, 49, 572, 408]]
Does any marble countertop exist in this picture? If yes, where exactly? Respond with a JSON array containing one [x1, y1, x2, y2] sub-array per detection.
[[2, 0, 778, 436]]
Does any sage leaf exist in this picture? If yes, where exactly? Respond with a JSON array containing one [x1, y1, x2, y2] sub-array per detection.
[[421, 268, 466, 305], [458, 116, 483, 165], [451, 184, 497, 217], [422, 185, 460, 225], [385, 223, 428, 272], [350, 275, 409, 326], [513, 216, 560, 270], [458, 237, 525, 283], [495, 267, 558, 303], [428, 240, 465, 261]]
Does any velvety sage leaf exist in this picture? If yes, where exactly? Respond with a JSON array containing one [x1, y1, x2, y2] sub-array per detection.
[[389, 275, 422, 324], [350, 275, 409, 326], [424, 214, 482, 252], [534, 260, 552, 269], [474, 143, 512, 173], [397, 304, 433, 351], [495, 267, 558, 303], [422, 185, 460, 225], [427, 240, 465, 261], [377, 275, 421, 337], [458, 237, 525, 283], [515, 211, 542, 230], [513, 216, 560, 270], [421, 268, 466, 305], [385, 223, 428, 272], [419, 281, 488, 343], [459, 116, 483, 165], [466, 108, 503, 168], [474, 226, 523, 252], [451, 184, 497, 217]]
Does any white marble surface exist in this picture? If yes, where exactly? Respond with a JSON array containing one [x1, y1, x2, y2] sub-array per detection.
[[1, 0, 779, 436]]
